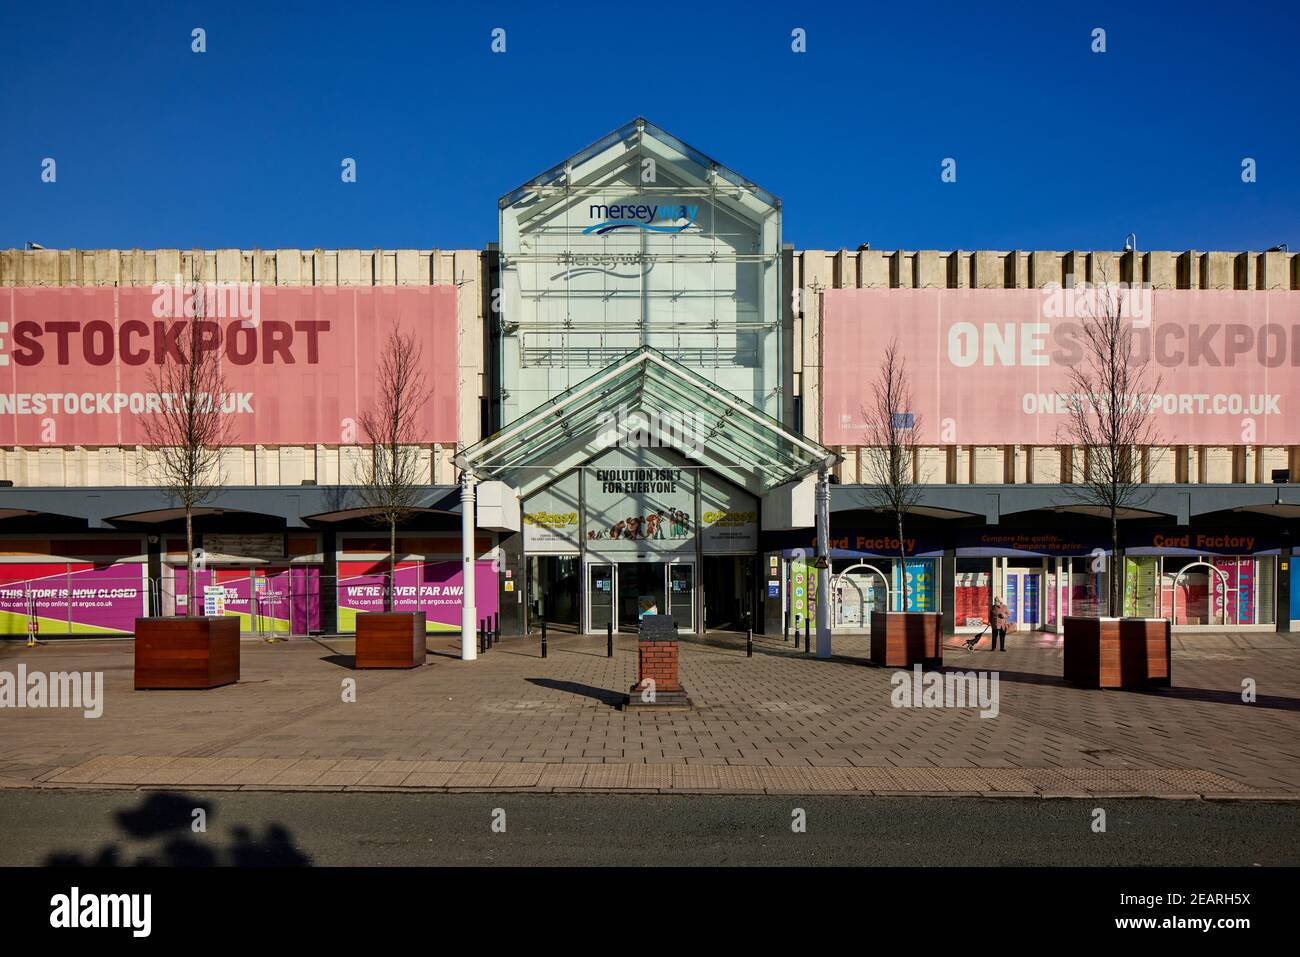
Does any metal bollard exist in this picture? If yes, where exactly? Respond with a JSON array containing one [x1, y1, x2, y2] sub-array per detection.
[[541, 620, 548, 659], [746, 628, 753, 658], [493, 613, 500, 646], [804, 616, 810, 654], [784, 606, 789, 643], [606, 621, 613, 658], [479, 620, 486, 654]]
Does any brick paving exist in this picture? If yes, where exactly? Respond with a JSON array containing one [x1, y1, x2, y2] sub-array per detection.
[[1, 629, 1297, 798]]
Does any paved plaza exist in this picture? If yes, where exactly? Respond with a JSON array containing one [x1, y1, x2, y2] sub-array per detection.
[[2, 629, 1298, 798]]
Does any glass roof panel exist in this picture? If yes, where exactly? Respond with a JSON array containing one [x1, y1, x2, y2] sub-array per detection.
[[458, 347, 835, 495]]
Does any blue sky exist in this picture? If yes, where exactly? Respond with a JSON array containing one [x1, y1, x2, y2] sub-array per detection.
[[1, 0, 1296, 252]]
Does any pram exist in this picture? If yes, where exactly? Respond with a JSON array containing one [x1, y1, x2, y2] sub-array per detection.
[[962, 623, 990, 651]]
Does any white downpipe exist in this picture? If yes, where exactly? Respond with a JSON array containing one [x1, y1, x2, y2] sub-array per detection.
[[460, 472, 477, 661]]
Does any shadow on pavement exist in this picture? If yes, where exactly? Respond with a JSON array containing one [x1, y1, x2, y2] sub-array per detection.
[[44, 791, 313, 867], [1129, 686, 1300, 711], [905, 660, 1300, 711], [527, 677, 625, 706]]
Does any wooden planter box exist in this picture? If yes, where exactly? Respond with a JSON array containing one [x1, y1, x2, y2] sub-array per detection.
[[134, 616, 240, 690], [869, 612, 943, 668], [355, 612, 427, 669], [1063, 616, 1172, 689]]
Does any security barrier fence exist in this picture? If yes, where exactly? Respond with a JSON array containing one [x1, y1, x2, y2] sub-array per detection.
[[1, 571, 498, 639]]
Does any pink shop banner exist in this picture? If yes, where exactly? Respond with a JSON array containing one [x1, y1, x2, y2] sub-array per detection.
[[0, 562, 146, 635], [822, 288, 1300, 446], [0, 285, 458, 445], [337, 560, 499, 634]]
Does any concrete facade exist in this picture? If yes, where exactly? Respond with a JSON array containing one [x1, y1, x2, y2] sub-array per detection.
[[4, 245, 1298, 490]]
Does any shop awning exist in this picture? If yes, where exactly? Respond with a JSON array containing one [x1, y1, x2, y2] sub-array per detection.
[[456, 346, 837, 497]]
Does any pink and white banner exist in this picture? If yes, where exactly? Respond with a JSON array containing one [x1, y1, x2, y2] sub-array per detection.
[[337, 560, 500, 634], [822, 288, 1300, 446], [0, 285, 458, 445], [0, 562, 147, 635]]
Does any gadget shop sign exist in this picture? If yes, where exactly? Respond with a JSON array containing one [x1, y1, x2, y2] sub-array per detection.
[[0, 285, 458, 445]]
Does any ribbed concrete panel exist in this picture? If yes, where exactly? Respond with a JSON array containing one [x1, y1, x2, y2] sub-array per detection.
[[2, 246, 1295, 489]]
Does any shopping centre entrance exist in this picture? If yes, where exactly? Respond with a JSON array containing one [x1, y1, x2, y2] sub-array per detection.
[[457, 348, 838, 643], [583, 561, 697, 634], [702, 555, 756, 631]]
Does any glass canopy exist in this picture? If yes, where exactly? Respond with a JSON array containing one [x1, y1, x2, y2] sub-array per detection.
[[457, 347, 835, 497]]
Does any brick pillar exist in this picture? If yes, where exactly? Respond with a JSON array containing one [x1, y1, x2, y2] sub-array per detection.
[[625, 615, 691, 710], [636, 637, 681, 693]]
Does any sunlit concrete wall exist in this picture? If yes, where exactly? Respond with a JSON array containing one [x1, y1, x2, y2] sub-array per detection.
[[792, 248, 1300, 485], [4, 246, 1298, 489], [0, 247, 487, 487]]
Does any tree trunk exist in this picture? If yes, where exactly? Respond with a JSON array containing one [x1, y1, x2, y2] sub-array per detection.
[[185, 507, 194, 617], [387, 519, 397, 613], [897, 513, 907, 612], [1111, 512, 1121, 617]]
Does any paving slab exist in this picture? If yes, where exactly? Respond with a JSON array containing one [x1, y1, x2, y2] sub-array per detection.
[[2, 631, 1298, 798]]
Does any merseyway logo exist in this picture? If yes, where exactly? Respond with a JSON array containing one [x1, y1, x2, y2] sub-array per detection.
[[584, 202, 699, 235]]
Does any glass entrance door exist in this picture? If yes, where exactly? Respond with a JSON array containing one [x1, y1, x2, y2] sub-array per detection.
[[1005, 569, 1043, 629], [587, 563, 615, 634], [669, 563, 695, 632], [616, 562, 667, 634]]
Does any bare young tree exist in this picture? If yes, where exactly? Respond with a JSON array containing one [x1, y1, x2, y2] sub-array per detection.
[[140, 262, 236, 616], [355, 325, 431, 612], [859, 339, 926, 611], [1057, 272, 1163, 617]]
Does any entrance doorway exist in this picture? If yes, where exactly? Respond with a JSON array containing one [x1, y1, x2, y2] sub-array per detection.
[[617, 562, 667, 633], [585, 561, 695, 633], [527, 555, 580, 633], [702, 555, 756, 631], [832, 562, 890, 629], [1004, 568, 1043, 630]]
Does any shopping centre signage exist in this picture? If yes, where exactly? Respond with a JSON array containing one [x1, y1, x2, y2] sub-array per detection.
[[822, 288, 1300, 445], [583, 201, 700, 236], [0, 286, 458, 445]]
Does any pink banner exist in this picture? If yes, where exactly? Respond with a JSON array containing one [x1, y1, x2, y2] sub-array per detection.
[[0, 285, 458, 445], [0, 562, 146, 634], [822, 288, 1300, 446], [337, 559, 500, 634]]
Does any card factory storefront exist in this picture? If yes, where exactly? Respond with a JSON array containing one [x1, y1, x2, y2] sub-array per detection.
[[790, 520, 1291, 637]]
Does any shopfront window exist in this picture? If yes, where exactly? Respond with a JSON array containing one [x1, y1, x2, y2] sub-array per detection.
[[830, 558, 890, 627], [954, 558, 992, 628], [894, 559, 936, 612], [1124, 556, 1160, 618], [1165, 556, 1274, 626], [1067, 556, 1109, 617]]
